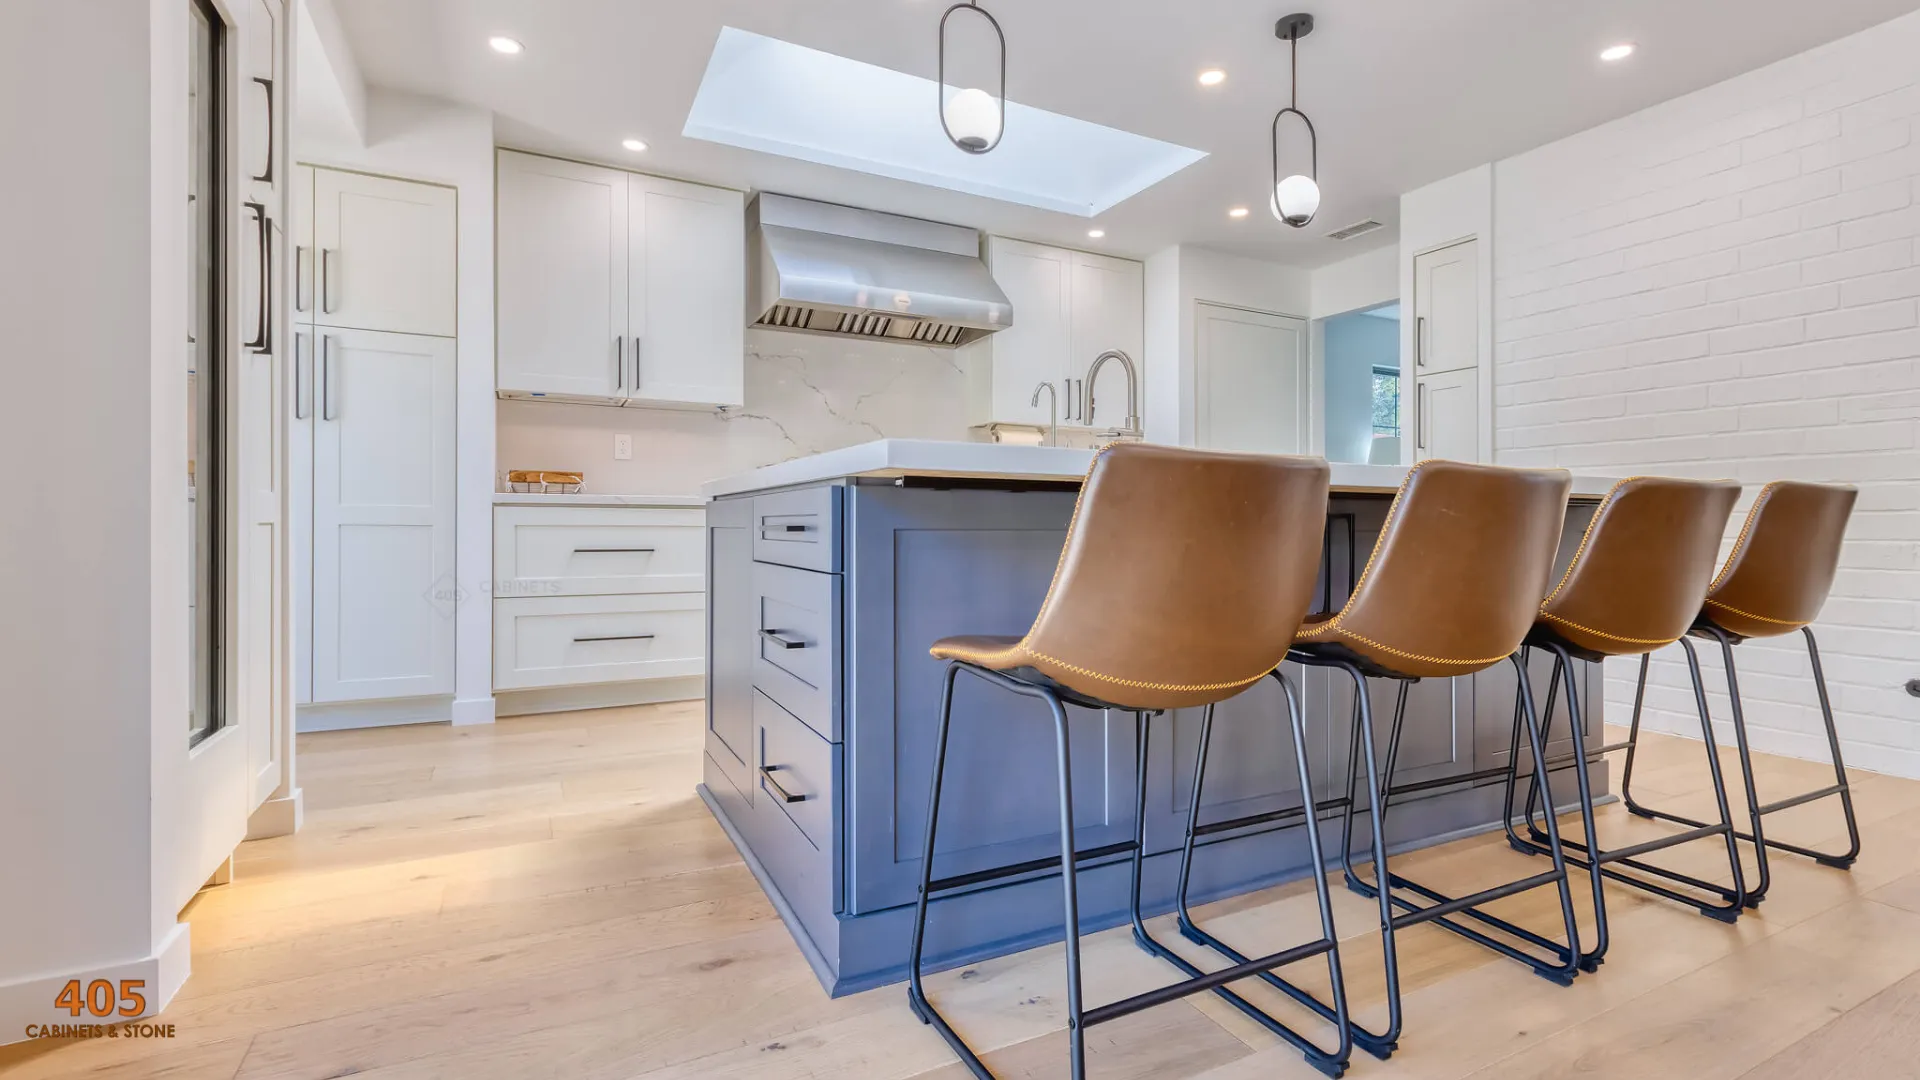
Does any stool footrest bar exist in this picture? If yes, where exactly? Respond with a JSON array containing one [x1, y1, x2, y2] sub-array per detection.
[[1757, 784, 1845, 816], [924, 840, 1138, 895], [1593, 822, 1728, 865], [1084, 937, 1335, 1028], [1190, 795, 1351, 839], [1388, 869, 1565, 930]]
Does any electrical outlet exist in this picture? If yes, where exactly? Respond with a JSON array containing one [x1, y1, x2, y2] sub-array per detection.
[[613, 434, 633, 461]]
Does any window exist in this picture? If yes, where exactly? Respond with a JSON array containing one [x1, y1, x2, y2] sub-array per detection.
[[188, 0, 226, 745], [1370, 366, 1400, 439]]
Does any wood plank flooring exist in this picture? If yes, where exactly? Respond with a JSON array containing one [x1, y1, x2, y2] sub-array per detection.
[[5, 700, 1920, 1079]]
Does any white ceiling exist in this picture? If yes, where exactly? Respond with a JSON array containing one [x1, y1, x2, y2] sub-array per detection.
[[329, 0, 1920, 267]]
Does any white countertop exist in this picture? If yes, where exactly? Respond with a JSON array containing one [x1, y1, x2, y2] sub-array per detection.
[[700, 439, 1621, 499], [493, 491, 707, 509]]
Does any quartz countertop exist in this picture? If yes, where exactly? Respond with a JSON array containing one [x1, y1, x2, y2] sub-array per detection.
[[699, 438, 1619, 500], [493, 491, 707, 509]]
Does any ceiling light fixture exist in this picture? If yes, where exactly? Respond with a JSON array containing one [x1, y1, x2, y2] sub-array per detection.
[[1087, 229, 1105, 238], [488, 36, 524, 55], [1198, 68, 1227, 86], [1599, 42, 1636, 62], [1229, 206, 1250, 218], [621, 138, 648, 152], [1269, 13, 1321, 228], [938, 1, 1007, 154]]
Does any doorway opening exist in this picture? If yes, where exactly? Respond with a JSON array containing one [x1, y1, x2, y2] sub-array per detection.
[[1321, 301, 1400, 465]]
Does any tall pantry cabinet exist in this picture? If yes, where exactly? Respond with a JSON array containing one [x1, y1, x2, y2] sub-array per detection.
[[290, 166, 459, 719]]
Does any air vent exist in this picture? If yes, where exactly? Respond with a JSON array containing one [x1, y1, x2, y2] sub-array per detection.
[[1326, 218, 1385, 241]]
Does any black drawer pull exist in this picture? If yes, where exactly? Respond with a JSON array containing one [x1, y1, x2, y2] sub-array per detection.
[[770, 522, 813, 533], [760, 765, 808, 803], [572, 633, 655, 643], [573, 546, 656, 554], [760, 628, 807, 649]]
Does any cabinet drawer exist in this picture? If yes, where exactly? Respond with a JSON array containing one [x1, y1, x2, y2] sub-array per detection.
[[495, 506, 705, 597], [750, 689, 841, 935], [752, 486, 841, 573], [751, 561, 841, 741], [493, 593, 704, 691]]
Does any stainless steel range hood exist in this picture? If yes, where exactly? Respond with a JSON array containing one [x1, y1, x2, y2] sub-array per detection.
[[747, 193, 1012, 348]]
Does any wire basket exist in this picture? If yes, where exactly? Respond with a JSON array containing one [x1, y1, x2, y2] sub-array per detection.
[[507, 470, 584, 495]]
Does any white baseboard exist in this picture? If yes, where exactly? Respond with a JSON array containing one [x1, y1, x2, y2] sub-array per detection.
[[246, 787, 303, 839], [450, 695, 497, 727], [494, 677, 704, 718], [296, 696, 452, 733], [0, 922, 191, 1047]]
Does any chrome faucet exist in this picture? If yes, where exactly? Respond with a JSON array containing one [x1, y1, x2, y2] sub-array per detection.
[[1030, 382, 1059, 446], [1084, 349, 1141, 437]]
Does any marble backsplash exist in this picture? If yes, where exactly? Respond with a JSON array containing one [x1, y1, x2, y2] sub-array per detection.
[[498, 330, 996, 496]]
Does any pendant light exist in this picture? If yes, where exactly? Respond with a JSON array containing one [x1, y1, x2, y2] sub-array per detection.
[[938, 1, 1007, 154], [1270, 13, 1320, 228]]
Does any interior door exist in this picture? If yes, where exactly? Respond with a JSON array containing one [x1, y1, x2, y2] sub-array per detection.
[[627, 174, 744, 406], [1414, 367, 1479, 462], [1195, 303, 1309, 453], [310, 328, 456, 702], [1069, 251, 1144, 431], [986, 238, 1072, 427], [1414, 238, 1477, 375], [311, 168, 456, 337], [496, 151, 627, 398]]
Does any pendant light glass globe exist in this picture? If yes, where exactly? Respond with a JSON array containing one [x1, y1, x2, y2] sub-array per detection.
[[943, 87, 1002, 152], [1271, 173, 1321, 228]]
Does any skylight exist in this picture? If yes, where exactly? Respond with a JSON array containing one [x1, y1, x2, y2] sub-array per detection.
[[684, 27, 1207, 217]]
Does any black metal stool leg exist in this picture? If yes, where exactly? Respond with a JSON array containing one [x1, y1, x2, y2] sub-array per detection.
[[1621, 652, 1654, 817], [1045, 690, 1089, 1080], [1799, 628, 1863, 867], [1330, 662, 1406, 1048]]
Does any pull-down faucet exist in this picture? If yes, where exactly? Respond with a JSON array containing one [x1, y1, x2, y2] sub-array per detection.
[[1084, 350, 1141, 437]]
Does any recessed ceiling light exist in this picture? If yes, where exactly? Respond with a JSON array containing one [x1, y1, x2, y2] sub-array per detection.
[[1198, 69, 1227, 87], [1228, 206, 1250, 218], [1599, 42, 1635, 62], [1087, 229, 1105, 239], [489, 36, 524, 55], [621, 138, 649, 152]]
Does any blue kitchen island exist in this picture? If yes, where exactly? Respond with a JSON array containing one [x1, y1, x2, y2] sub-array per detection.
[[699, 439, 1616, 996]]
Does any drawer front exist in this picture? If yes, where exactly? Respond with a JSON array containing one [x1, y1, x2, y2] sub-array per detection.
[[751, 560, 841, 741], [752, 486, 841, 573], [494, 593, 705, 690], [749, 689, 841, 934], [495, 506, 705, 597]]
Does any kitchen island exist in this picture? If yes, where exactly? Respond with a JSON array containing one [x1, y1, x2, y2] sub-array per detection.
[[699, 439, 1617, 996]]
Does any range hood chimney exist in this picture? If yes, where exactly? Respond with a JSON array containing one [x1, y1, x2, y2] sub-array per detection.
[[747, 193, 1012, 348]]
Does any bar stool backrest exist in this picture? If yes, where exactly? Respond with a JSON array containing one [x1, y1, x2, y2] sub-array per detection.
[[1536, 476, 1742, 657], [1703, 480, 1857, 638], [1018, 442, 1330, 711], [1314, 459, 1571, 676]]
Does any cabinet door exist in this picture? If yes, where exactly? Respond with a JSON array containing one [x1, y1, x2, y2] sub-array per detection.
[[496, 152, 627, 399], [1413, 238, 1477, 375], [627, 174, 744, 407], [1069, 251, 1144, 431], [239, 0, 278, 192], [311, 168, 456, 337], [706, 498, 757, 800], [291, 164, 314, 320], [1196, 303, 1309, 454], [985, 238, 1072, 427], [1413, 366, 1478, 462], [310, 329, 456, 702]]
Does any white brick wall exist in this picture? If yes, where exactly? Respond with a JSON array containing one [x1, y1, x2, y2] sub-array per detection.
[[1491, 12, 1920, 777]]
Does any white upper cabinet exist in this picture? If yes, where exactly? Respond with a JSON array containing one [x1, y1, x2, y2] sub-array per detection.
[[627, 173, 745, 407], [496, 150, 744, 408], [971, 237, 1143, 432], [496, 153, 628, 400], [1413, 238, 1477, 376], [311, 168, 457, 337]]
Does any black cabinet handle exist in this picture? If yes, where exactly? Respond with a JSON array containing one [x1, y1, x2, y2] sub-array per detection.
[[760, 765, 807, 803], [572, 633, 654, 643], [759, 628, 806, 649], [251, 76, 275, 184], [243, 201, 270, 352]]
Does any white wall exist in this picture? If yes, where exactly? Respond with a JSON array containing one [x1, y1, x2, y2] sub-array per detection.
[[1490, 10, 1920, 776], [0, 0, 200, 1035], [1312, 244, 1399, 318], [299, 90, 498, 725], [1142, 246, 1313, 446]]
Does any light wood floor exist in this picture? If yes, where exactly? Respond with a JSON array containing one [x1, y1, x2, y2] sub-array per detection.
[[7, 701, 1920, 1080]]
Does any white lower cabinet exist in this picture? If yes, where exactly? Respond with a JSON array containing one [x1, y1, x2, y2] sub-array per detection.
[[1413, 366, 1479, 462], [309, 328, 457, 702], [491, 504, 707, 697]]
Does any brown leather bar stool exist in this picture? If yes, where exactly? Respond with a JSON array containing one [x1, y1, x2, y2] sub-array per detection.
[[1505, 476, 1746, 972], [906, 443, 1345, 1079], [1280, 459, 1578, 1055], [1619, 480, 1862, 904]]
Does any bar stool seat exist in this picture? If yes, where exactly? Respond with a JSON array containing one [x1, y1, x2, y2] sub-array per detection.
[[907, 442, 1346, 1079]]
